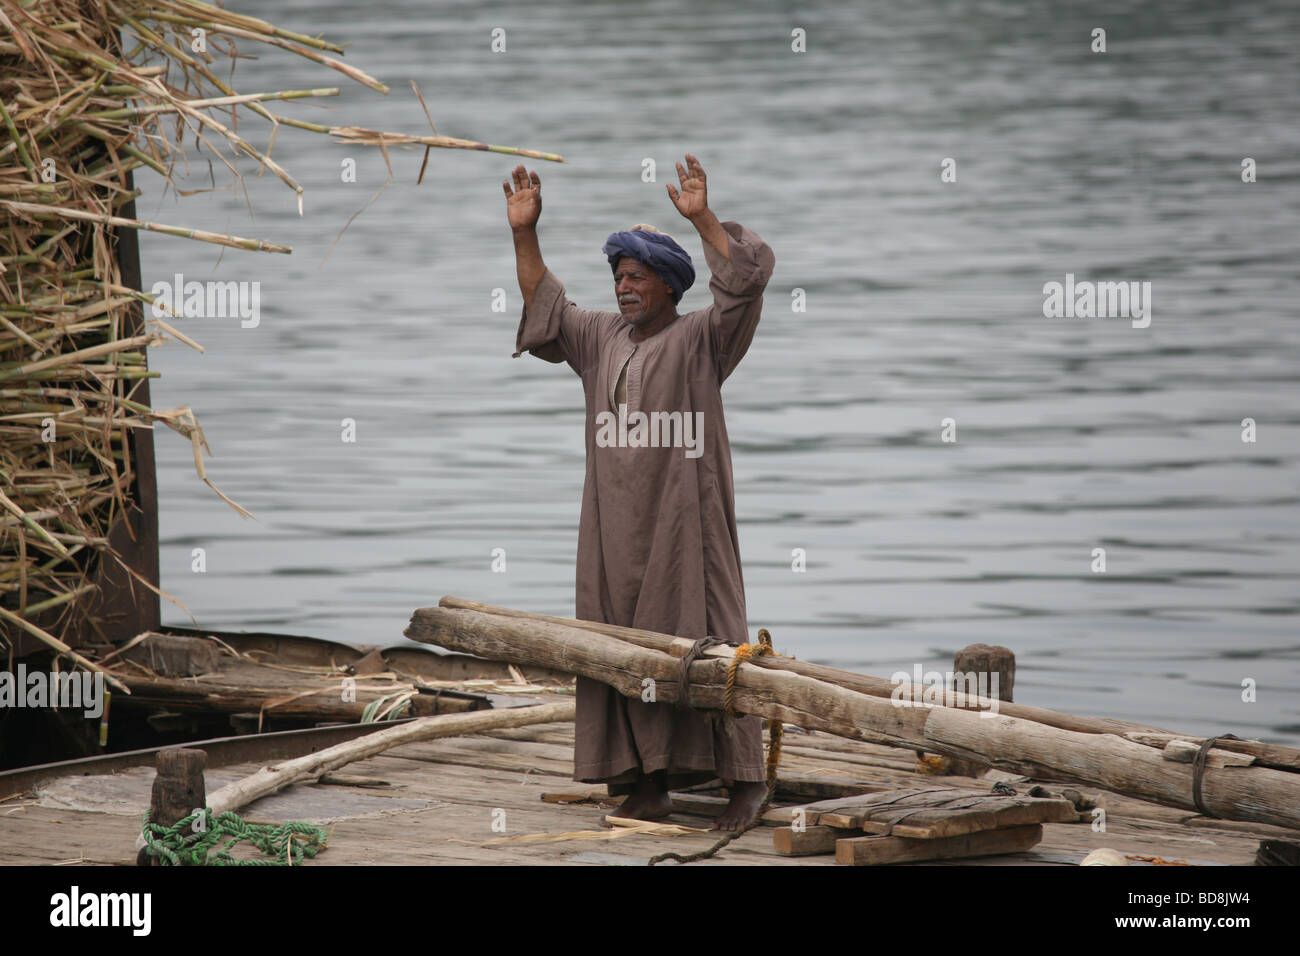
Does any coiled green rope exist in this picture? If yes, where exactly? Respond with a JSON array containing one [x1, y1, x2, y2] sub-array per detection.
[[141, 808, 330, 866]]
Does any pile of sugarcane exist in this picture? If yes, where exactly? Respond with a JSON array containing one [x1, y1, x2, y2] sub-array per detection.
[[0, 1, 561, 660]]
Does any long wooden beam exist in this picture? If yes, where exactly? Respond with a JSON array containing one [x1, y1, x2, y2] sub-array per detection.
[[410, 606, 933, 750], [437, 596, 1169, 738]]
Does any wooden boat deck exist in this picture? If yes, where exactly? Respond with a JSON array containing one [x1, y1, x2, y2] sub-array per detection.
[[1, 691, 1289, 866]]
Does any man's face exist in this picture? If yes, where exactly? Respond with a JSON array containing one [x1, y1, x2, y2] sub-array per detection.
[[614, 257, 674, 326]]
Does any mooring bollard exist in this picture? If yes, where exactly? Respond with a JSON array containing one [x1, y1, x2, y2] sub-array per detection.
[[946, 644, 1016, 778], [137, 747, 207, 866], [953, 643, 1016, 706]]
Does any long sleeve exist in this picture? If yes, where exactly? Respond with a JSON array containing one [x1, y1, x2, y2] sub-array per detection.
[[700, 221, 776, 382], [512, 268, 614, 375]]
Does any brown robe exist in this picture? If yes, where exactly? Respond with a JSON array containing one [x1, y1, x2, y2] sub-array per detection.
[[513, 221, 775, 791]]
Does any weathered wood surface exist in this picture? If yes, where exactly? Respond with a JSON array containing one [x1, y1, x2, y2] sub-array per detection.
[[760, 792, 906, 826], [436, 596, 1174, 738], [205, 701, 575, 816], [408, 604, 1300, 831], [0, 713, 1284, 866], [796, 787, 1078, 838], [835, 824, 1044, 866]]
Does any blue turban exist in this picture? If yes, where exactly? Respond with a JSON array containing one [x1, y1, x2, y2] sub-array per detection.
[[602, 229, 695, 304]]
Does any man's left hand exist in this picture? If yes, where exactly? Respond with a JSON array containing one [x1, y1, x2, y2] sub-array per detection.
[[667, 153, 709, 220]]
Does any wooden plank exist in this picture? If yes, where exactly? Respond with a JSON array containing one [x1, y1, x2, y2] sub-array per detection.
[[885, 795, 1077, 838], [773, 824, 864, 856], [835, 824, 1043, 865], [811, 789, 1077, 837]]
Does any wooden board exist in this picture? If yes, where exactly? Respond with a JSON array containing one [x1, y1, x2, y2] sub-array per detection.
[[801, 787, 1077, 838], [836, 824, 1043, 865], [773, 824, 865, 856]]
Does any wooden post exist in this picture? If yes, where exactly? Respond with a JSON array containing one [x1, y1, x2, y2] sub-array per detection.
[[945, 644, 1015, 777], [954, 644, 1015, 703], [138, 747, 206, 866]]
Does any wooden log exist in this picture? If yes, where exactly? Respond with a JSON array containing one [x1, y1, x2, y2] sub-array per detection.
[[411, 604, 1300, 832], [205, 701, 574, 816], [835, 824, 1043, 865], [924, 708, 1300, 831], [406, 606, 934, 750], [436, 596, 1178, 738], [140, 748, 205, 866]]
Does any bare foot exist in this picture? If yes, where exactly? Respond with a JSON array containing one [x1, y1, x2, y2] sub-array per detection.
[[712, 781, 767, 831], [602, 772, 672, 826]]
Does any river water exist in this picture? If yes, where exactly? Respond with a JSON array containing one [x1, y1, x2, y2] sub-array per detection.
[[138, 0, 1300, 744]]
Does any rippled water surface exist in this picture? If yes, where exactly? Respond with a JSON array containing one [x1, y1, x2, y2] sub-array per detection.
[[139, 0, 1300, 743]]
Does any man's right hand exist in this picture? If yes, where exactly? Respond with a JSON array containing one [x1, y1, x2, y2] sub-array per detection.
[[504, 164, 542, 231]]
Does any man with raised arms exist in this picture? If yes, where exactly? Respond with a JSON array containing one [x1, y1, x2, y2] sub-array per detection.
[[504, 155, 775, 830]]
